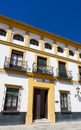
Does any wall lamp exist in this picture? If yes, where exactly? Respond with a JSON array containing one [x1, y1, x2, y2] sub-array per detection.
[[75, 86, 80, 97]]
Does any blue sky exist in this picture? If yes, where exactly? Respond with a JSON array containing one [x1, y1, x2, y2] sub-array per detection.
[[0, 0, 81, 43]]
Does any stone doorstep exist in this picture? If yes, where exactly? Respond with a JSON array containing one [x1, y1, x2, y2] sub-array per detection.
[[32, 118, 51, 124]]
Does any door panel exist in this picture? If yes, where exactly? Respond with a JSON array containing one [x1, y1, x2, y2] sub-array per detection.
[[37, 57, 47, 73], [59, 62, 67, 77], [33, 89, 48, 120]]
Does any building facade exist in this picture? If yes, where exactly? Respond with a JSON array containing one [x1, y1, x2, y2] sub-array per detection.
[[0, 15, 81, 125]]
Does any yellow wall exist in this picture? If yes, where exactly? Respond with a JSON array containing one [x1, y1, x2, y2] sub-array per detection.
[[25, 77, 55, 124]]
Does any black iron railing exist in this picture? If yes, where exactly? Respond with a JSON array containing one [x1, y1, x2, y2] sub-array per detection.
[[56, 68, 72, 79], [32, 63, 54, 75], [4, 57, 28, 72]]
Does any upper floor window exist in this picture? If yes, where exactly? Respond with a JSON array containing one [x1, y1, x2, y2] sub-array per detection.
[[30, 39, 39, 46], [79, 53, 81, 58], [33, 56, 53, 75], [13, 34, 24, 42], [10, 50, 23, 68], [37, 56, 47, 74], [69, 50, 74, 56], [37, 56, 47, 67], [4, 50, 28, 72], [59, 61, 67, 78], [45, 43, 52, 50], [57, 47, 63, 53], [0, 29, 6, 36], [58, 61, 72, 79]]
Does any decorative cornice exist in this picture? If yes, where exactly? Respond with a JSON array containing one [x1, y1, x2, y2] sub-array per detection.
[[5, 83, 22, 88], [0, 39, 81, 64]]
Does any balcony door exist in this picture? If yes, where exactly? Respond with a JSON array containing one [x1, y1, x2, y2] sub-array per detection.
[[59, 62, 67, 78], [10, 50, 23, 69], [37, 56, 47, 73]]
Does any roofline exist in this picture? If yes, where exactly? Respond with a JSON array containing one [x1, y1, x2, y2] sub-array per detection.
[[0, 14, 81, 48]]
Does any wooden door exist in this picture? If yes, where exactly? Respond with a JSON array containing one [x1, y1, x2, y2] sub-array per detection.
[[33, 89, 48, 120]]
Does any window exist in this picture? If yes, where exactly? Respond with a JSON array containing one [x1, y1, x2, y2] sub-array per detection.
[[30, 39, 39, 46], [57, 47, 63, 53], [13, 34, 24, 42], [0, 29, 6, 36], [4, 87, 19, 111], [59, 62, 67, 78], [60, 91, 71, 113], [33, 56, 53, 75], [79, 53, 81, 58], [69, 50, 74, 56], [37, 56, 47, 73], [45, 43, 52, 50], [37, 57, 47, 67], [10, 50, 23, 68]]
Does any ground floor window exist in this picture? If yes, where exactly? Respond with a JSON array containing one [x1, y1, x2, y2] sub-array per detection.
[[60, 91, 71, 113], [4, 87, 19, 111]]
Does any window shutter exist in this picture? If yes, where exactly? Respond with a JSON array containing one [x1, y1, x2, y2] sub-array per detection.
[[1, 87, 6, 111], [17, 90, 22, 111], [68, 93, 71, 111]]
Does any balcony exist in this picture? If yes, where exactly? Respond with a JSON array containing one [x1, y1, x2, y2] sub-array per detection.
[[4, 57, 28, 72], [56, 68, 72, 79], [32, 63, 54, 76]]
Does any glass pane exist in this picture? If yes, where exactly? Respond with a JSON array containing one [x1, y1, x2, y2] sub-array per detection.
[[6, 92, 18, 96], [59, 62, 67, 77], [69, 50, 74, 56], [38, 57, 46, 67], [14, 35, 24, 41], [5, 95, 12, 107], [30, 39, 38, 46], [61, 96, 64, 108], [11, 54, 17, 65], [45, 43, 51, 49], [12, 96, 17, 107], [59, 62, 65, 70], [58, 47, 63, 53], [0, 29, 6, 36], [7, 88, 19, 93], [64, 94, 68, 108], [60, 92, 68, 111], [17, 56, 22, 66]]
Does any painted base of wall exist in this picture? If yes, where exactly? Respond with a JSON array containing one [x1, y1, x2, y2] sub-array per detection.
[[55, 112, 81, 122], [0, 112, 26, 125]]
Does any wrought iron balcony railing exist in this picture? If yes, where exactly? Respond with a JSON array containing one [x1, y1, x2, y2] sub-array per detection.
[[32, 63, 54, 75], [56, 68, 72, 79], [4, 57, 28, 72]]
